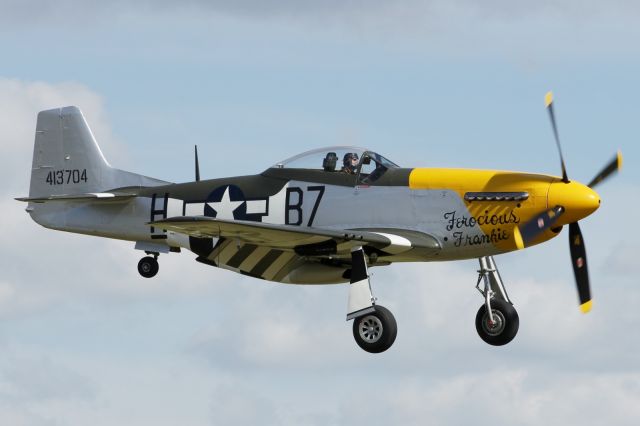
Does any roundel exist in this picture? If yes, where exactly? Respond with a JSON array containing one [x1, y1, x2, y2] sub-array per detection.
[[204, 185, 247, 220]]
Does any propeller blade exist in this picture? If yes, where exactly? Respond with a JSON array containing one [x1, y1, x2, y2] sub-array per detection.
[[587, 150, 623, 188], [195, 145, 201, 182], [569, 222, 592, 313], [545, 91, 569, 183], [514, 205, 565, 249]]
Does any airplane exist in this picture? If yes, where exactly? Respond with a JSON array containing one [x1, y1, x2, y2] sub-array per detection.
[[17, 92, 621, 353]]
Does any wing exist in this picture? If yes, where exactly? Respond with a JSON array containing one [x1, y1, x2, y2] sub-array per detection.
[[151, 216, 441, 258]]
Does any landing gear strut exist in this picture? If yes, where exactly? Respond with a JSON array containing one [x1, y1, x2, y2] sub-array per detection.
[[347, 246, 397, 353], [474, 256, 519, 346], [138, 253, 159, 278]]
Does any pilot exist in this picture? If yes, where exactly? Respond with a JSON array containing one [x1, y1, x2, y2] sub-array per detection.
[[342, 152, 359, 174]]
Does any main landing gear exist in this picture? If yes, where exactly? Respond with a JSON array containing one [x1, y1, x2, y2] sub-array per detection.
[[138, 253, 159, 278], [347, 246, 397, 353], [346, 253, 519, 352], [474, 256, 519, 346]]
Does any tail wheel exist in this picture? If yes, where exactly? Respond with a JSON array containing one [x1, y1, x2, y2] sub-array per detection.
[[352, 305, 397, 353], [138, 256, 159, 278], [475, 299, 519, 346]]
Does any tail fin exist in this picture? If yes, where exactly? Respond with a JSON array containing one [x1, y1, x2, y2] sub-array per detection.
[[28, 106, 165, 198]]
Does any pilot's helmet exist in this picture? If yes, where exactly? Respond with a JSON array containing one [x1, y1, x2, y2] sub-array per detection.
[[343, 152, 359, 171]]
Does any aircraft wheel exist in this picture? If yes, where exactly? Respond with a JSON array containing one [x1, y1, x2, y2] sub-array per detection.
[[138, 256, 159, 278], [475, 299, 519, 346], [352, 305, 397, 353]]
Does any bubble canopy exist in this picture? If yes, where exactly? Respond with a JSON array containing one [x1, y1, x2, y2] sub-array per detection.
[[272, 146, 400, 171]]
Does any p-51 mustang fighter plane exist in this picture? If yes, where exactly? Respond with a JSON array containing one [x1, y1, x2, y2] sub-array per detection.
[[17, 93, 621, 353]]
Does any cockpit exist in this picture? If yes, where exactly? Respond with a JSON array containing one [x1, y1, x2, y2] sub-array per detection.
[[271, 146, 400, 184]]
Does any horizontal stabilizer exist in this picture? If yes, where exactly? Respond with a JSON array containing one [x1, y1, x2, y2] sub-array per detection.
[[16, 192, 136, 203]]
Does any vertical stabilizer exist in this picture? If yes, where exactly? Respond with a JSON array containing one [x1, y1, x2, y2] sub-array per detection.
[[28, 106, 165, 198]]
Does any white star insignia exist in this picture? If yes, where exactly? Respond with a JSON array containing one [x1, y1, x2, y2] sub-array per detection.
[[207, 187, 244, 220]]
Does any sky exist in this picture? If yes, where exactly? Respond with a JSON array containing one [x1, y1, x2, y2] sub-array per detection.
[[1, 1, 639, 424]]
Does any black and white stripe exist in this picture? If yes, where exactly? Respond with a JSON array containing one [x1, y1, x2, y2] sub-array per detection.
[[190, 237, 298, 281]]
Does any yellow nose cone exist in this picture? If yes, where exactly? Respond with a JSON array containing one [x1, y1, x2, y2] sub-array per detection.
[[548, 181, 600, 224]]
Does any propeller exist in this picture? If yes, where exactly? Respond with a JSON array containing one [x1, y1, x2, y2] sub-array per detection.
[[515, 92, 622, 313], [569, 222, 591, 312], [545, 92, 569, 183], [587, 151, 623, 188], [514, 206, 565, 249]]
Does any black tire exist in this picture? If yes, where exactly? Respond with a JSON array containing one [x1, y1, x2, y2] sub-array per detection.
[[475, 299, 519, 346], [352, 305, 397, 353], [138, 256, 159, 278]]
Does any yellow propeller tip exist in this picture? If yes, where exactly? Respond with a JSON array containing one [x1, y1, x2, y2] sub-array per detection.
[[617, 150, 623, 170], [580, 300, 593, 313], [513, 227, 524, 250], [545, 91, 554, 107]]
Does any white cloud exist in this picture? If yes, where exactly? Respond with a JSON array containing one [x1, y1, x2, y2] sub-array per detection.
[[337, 370, 640, 426], [186, 366, 640, 425], [209, 384, 279, 426], [0, 343, 98, 426], [604, 242, 640, 276], [0, 352, 95, 403]]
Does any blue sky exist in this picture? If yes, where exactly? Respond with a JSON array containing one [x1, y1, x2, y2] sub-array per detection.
[[1, 1, 639, 425]]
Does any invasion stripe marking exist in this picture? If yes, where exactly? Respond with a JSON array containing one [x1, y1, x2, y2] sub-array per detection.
[[204, 238, 226, 260], [226, 244, 258, 269], [189, 236, 213, 257], [250, 249, 284, 278], [238, 246, 271, 272], [218, 241, 241, 265], [335, 241, 353, 253], [272, 256, 302, 282], [262, 252, 295, 281]]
